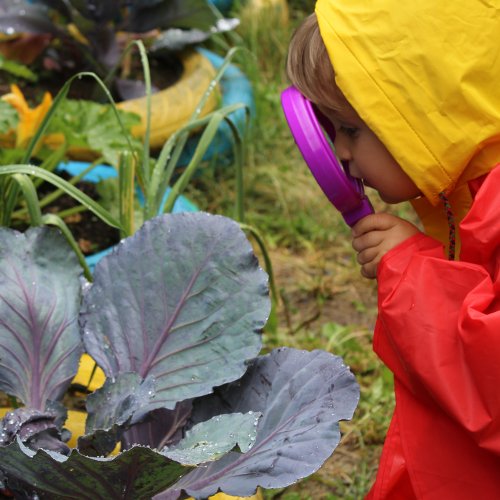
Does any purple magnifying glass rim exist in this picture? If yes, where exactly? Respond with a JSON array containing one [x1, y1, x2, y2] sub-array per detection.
[[280, 86, 373, 226]]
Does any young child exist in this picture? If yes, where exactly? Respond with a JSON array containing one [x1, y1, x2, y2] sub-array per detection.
[[286, 1, 500, 499]]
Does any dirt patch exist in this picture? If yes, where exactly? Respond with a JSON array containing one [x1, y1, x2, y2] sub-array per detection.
[[270, 246, 378, 335], [264, 245, 386, 499]]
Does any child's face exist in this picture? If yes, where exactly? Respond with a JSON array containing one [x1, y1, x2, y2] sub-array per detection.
[[318, 105, 421, 204]]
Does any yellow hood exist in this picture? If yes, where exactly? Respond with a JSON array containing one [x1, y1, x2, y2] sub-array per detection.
[[316, 0, 500, 246]]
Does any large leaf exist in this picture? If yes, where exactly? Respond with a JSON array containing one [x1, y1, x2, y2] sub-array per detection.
[[0, 439, 188, 500], [85, 373, 157, 434], [159, 348, 360, 499], [81, 212, 269, 417], [0, 100, 18, 134], [0, 227, 83, 410], [45, 98, 141, 167]]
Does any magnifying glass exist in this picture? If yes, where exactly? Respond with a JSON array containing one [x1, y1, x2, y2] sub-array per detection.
[[281, 86, 373, 227]]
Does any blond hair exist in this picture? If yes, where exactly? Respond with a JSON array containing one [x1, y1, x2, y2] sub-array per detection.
[[286, 13, 349, 112]]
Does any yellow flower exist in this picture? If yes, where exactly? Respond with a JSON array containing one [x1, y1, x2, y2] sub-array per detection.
[[1, 84, 53, 147]]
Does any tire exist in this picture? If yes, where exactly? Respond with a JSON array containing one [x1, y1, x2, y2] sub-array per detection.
[[117, 50, 219, 149]]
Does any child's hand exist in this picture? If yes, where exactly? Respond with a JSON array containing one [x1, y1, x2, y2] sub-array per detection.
[[351, 213, 421, 279]]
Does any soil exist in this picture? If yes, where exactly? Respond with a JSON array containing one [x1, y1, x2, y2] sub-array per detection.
[[15, 171, 121, 256], [47, 176, 121, 256]]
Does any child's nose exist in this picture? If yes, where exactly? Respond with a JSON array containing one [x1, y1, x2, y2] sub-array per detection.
[[333, 134, 352, 162]]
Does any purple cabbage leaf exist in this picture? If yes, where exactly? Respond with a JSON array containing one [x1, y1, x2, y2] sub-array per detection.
[[0, 214, 360, 499], [156, 347, 360, 499], [121, 401, 193, 451], [77, 373, 157, 457], [81, 213, 269, 422], [0, 227, 82, 450], [0, 227, 82, 408]]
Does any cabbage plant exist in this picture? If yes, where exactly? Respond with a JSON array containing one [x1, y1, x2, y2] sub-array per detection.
[[0, 211, 360, 499]]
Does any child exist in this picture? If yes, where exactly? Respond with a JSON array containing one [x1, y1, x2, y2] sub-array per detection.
[[286, 2, 500, 499]]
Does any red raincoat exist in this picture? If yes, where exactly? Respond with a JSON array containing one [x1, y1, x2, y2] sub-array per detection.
[[367, 165, 500, 499]]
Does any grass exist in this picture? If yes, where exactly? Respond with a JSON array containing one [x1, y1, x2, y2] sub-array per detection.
[[187, 1, 417, 497]]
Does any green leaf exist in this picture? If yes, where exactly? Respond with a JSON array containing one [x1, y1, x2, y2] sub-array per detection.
[[45, 98, 142, 166], [0, 165, 123, 230], [164, 412, 262, 465], [0, 54, 38, 82]]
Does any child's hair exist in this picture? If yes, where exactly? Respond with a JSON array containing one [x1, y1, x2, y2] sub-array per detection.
[[286, 13, 350, 113]]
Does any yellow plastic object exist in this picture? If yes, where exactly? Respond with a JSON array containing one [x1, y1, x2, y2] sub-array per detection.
[[71, 353, 106, 392], [193, 493, 263, 500], [117, 49, 219, 149]]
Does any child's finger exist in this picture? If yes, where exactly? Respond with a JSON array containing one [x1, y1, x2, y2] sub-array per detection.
[[352, 230, 384, 252], [360, 261, 378, 280], [351, 213, 396, 237], [356, 246, 380, 265]]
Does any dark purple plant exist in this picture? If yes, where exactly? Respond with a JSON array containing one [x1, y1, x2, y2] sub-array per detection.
[[0, 0, 238, 99], [0, 212, 360, 499]]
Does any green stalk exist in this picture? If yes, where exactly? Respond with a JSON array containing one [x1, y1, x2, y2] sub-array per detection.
[[53, 205, 88, 220], [33, 144, 68, 188], [0, 165, 122, 231], [220, 107, 251, 223], [148, 48, 243, 216], [147, 113, 219, 218], [13, 160, 102, 218], [162, 104, 246, 214], [137, 41, 152, 192], [11, 174, 42, 226], [118, 151, 137, 238], [239, 222, 278, 306], [100, 40, 151, 193], [41, 213, 92, 281]]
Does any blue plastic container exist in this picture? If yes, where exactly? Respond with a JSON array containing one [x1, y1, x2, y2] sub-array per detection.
[[178, 48, 255, 167]]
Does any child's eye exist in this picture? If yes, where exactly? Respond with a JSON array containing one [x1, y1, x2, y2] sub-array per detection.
[[339, 125, 359, 138]]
